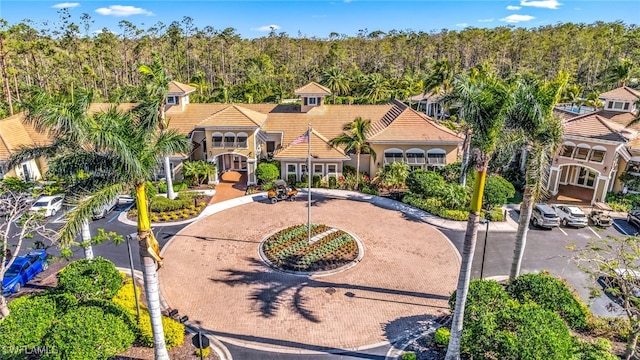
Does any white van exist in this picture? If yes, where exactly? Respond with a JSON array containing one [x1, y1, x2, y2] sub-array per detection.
[[92, 198, 118, 219]]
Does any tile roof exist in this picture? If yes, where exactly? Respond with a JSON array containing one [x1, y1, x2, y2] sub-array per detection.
[[0, 112, 52, 160], [553, 108, 581, 121], [368, 100, 462, 143], [562, 111, 628, 142], [196, 105, 267, 128], [599, 86, 640, 102], [294, 82, 332, 96], [168, 81, 196, 95], [274, 129, 348, 160]]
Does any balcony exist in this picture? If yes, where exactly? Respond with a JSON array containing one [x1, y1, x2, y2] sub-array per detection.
[[212, 141, 224, 148], [384, 156, 404, 164], [406, 156, 426, 165], [427, 157, 446, 165], [223, 141, 236, 148]]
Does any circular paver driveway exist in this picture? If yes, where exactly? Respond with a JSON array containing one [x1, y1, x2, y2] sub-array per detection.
[[160, 196, 460, 352]]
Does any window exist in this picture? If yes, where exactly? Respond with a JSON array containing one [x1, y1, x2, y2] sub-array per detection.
[[326, 164, 337, 175], [627, 161, 640, 174], [384, 148, 404, 164], [560, 144, 575, 158], [166, 96, 178, 105], [406, 149, 426, 164], [307, 97, 318, 106], [574, 146, 590, 160], [427, 148, 446, 165], [224, 132, 235, 148], [589, 147, 606, 163], [613, 102, 624, 110], [266, 141, 275, 153], [607, 102, 613, 109], [577, 167, 596, 187], [314, 164, 323, 177], [624, 102, 630, 110], [212, 133, 223, 148], [237, 132, 248, 148]]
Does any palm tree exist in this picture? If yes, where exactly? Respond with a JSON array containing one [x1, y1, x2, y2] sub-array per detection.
[[362, 73, 389, 104], [605, 58, 636, 88], [445, 71, 512, 360], [506, 74, 567, 281], [13, 92, 189, 360], [139, 56, 177, 200], [561, 83, 584, 111], [321, 66, 350, 104], [424, 59, 454, 120], [9, 90, 99, 260], [328, 117, 376, 189]]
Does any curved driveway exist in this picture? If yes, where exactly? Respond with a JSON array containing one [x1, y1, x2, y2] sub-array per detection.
[[159, 196, 459, 353]]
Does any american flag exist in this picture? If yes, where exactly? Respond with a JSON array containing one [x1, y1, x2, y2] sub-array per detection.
[[291, 130, 309, 145]]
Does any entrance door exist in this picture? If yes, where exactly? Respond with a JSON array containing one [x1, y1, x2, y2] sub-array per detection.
[[233, 155, 247, 170], [577, 167, 596, 188]]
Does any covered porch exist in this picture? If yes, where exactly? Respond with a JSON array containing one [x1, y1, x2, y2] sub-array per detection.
[[548, 164, 610, 205], [210, 153, 256, 185]]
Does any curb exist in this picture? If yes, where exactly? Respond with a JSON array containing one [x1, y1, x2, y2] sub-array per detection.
[[384, 320, 439, 360], [116, 267, 233, 360]]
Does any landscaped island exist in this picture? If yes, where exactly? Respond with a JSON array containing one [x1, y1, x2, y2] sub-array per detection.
[[261, 224, 360, 272]]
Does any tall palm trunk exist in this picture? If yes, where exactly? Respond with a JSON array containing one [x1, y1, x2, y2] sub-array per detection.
[[510, 187, 533, 280], [81, 220, 94, 260], [459, 127, 471, 186], [445, 164, 487, 360], [163, 156, 175, 200], [0, 295, 8, 318], [135, 184, 169, 360], [355, 150, 361, 189]]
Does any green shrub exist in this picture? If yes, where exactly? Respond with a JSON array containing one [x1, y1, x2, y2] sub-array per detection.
[[437, 162, 463, 183], [434, 327, 450, 347], [572, 337, 618, 360], [262, 182, 274, 191], [195, 346, 211, 358], [0, 295, 57, 355], [506, 272, 589, 330], [401, 352, 416, 360], [150, 193, 193, 212], [361, 186, 378, 195], [42, 304, 135, 360], [483, 206, 505, 221], [482, 175, 515, 210], [256, 162, 280, 184], [328, 176, 337, 189], [449, 279, 510, 313], [312, 174, 322, 188], [587, 316, 631, 341], [287, 174, 297, 186], [56, 257, 123, 301], [113, 279, 185, 349], [1, 176, 32, 193], [406, 169, 445, 197], [440, 209, 470, 221], [157, 180, 189, 194]]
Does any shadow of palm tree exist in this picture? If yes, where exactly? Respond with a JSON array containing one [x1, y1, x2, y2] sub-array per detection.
[[211, 257, 450, 323]]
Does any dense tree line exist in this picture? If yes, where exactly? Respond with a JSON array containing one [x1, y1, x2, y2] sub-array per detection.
[[0, 10, 639, 117]]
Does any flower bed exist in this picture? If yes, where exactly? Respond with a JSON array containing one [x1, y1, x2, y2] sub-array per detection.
[[127, 192, 211, 222], [261, 224, 359, 272]]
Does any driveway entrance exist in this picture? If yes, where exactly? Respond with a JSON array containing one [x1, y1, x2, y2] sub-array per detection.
[[210, 171, 247, 204]]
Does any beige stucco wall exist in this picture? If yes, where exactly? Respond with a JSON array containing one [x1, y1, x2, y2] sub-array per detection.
[[553, 139, 618, 179]]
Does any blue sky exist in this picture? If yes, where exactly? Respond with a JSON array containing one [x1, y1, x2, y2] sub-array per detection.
[[1, 1, 638, 38]]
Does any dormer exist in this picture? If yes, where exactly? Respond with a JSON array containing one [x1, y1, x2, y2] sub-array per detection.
[[167, 81, 196, 111], [599, 86, 640, 113], [294, 82, 331, 113]]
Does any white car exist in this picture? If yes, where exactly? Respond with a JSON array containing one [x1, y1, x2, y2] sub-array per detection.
[[28, 195, 65, 217], [92, 198, 118, 220], [553, 204, 588, 228]]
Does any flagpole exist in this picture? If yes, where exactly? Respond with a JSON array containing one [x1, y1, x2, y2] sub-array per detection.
[[307, 124, 312, 243]]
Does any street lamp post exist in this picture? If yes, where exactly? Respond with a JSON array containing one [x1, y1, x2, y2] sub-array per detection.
[[479, 219, 490, 279], [126, 233, 141, 323]]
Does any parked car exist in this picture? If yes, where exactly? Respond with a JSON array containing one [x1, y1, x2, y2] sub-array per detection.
[[553, 204, 588, 228], [28, 195, 64, 217], [92, 198, 118, 220], [600, 268, 640, 305], [1, 250, 49, 295], [627, 210, 640, 231], [530, 203, 561, 228]]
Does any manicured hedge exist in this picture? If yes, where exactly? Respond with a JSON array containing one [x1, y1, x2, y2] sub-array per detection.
[[112, 278, 185, 349], [56, 257, 123, 301], [506, 272, 589, 330], [150, 192, 196, 212], [256, 162, 280, 184], [0, 295, 57, 355], [157, 180, 189, 194]]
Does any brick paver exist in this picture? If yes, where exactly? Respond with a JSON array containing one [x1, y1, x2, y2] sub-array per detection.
[[209, 171, 248, 204], [160, 195, 460, 352]]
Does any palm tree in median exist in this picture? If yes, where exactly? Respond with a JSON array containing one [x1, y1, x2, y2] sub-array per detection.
[[506, 73, 567, 281], [329, 117, 376, 189], [13, 91, 189, 360], [139, 56, 178, 200], [9, 90, 99, 260], [445, 71, 512, 360]]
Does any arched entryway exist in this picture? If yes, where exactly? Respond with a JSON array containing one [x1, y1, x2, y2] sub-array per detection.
[[214, 152, 248, 172], [551, 164, 604, 205]]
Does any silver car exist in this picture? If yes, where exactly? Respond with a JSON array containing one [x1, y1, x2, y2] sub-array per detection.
[[553, 204, 588, 228], [530, 203, 561, 228]]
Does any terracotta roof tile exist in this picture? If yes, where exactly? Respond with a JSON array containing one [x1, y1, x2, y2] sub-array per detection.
[[168, 81, 196, 95], [553, 108, 581, 121], [294, 82, 332, 96], [196, 105, 267, 128], [599, 86, 640, 102], [274, 129, 348, 160], [563, 111, 628, 142], [0, 112, 53, 160]]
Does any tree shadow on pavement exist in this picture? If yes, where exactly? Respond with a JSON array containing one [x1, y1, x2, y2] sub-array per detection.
[[210, 257, 450, 323]]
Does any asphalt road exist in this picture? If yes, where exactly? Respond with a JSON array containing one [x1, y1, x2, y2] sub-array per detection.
[[6, 203, 637, 359]]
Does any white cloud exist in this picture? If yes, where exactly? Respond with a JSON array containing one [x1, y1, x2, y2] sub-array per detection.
[[506, 5, 522, 10], [52, 2, 79, 8], [456, 23, 469, 28], [95, 5, 153, 17], [478, 18, 494, 23], [500, 14, 535, 23], [254, 25, 280, 32], [520, 0, 561, 9]]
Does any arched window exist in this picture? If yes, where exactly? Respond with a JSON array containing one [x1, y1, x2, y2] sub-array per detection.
[[574, 144, 591, 160], [406, 148, 426, 165], [237, 132, 248, 148], [384, 148, 404, 164], [427, 148, 446, 165], [224, 132, 236, 148], [590, 146, 606, 163], [212, 132, 223, 148], [560, 141, 575, 158]]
